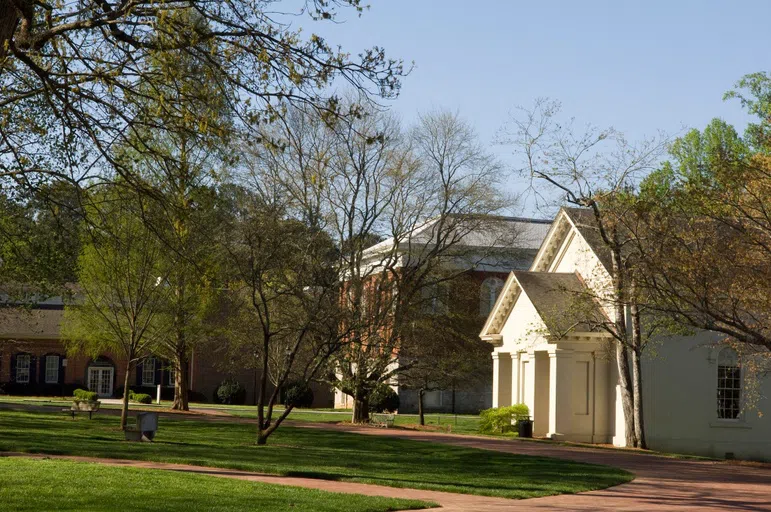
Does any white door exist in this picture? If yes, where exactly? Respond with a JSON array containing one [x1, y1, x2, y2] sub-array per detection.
[[88, 367, 114, 397]]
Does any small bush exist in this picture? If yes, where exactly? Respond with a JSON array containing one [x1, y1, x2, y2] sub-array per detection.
[[369, 383, 400, 413], [479, 404, 529, 435], [73, 389, 99, 402], [283, 381, 314, 408], [131, 393, 152, 404], [216, 378, 246, 405]]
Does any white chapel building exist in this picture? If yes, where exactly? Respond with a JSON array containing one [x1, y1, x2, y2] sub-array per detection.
[[480, 207, 771, 461]]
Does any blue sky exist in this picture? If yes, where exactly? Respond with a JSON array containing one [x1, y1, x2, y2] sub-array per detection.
[[311, 1, 769, 213]]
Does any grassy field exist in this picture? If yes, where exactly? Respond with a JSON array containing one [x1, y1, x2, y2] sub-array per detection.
[[0, 457, 432, 512], [0, 409, 632, 499], [0, 396, 483, 434]]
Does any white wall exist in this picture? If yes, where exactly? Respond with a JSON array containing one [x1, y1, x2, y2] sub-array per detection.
[[498, 292, 547, 353], [642, 332, 771, 461], [549, 230, 614, 319]]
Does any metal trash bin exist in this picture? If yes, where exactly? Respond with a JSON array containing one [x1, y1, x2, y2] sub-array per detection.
[[136, 412, 158, 441], [517, 417, 533, 438]]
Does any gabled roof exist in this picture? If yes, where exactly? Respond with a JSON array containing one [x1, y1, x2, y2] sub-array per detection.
[[530, 207, 612, 274], [512, 271, 605, 335], [480, 269, 607, 339]]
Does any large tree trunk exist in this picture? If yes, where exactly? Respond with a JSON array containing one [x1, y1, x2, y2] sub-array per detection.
[[418, 388, 425, 426], [610, 246, 637, 448], [630, 300, 647, 449], [120, 361, 132, 430], [352, 395, 369, 423], [171, 351, 189, 410]]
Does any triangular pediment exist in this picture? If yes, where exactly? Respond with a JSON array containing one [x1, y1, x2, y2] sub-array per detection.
[[480, 208, 612, 342]]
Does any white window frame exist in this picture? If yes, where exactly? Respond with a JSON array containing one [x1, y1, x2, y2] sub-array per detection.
[[142, 358, 156, 386], [16, 354, 31, 384], [45, 355, 60, 384], [717, 348, 741, 420], [167, 365, 176, 387]]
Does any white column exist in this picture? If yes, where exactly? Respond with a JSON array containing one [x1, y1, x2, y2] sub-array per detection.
[[510, 352, 521, 404], [524, 350, 536, 416], [547, 348, 575, 440], [491, 352, 512, 408]]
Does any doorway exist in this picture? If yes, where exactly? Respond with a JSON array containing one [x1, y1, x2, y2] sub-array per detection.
[[88, 367, 114, 397]]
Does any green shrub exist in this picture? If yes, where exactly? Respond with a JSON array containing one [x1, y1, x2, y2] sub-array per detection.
[[73, 389, 99, 402], [216, 378, 246, 405], [479, 404, 529, 435], [283, 381, 314, 408], [131, 393, 152, 404], [368, 383, 400, 413]]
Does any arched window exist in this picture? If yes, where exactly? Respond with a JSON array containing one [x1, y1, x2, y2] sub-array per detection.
[[717, 348, 741, 419], [480, 277, 505, 317]]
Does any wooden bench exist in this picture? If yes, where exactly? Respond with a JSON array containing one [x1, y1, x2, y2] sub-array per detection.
[[63, 400, 101, 420], [370, 413, 395, 428]]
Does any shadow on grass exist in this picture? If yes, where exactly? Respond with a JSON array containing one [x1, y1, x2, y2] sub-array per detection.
[[0, 409, 632, 499]]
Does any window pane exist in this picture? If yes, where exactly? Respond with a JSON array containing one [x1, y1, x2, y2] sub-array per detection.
[[45, 355, 60, 384], [142, 358, 155, 386], [16, 355, 30, 384], [717, 360, 741, 419]]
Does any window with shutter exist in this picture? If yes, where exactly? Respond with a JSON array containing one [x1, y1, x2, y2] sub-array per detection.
[[45, 355, 60, 384], [142, 358, 156, 386], [16, 354, 31, 384]]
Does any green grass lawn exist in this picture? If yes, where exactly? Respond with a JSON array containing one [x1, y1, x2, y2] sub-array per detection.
[[0, 409, 632, 499], [0, 458, 431, 512], [0, 396, 483, 434]]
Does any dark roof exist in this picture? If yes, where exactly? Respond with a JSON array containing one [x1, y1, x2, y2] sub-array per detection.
[[513, 271, 605, 335]]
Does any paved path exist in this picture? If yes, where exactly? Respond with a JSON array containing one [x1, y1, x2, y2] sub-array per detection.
[[3, 402, 771, 510], [297, 422, 771, 511]]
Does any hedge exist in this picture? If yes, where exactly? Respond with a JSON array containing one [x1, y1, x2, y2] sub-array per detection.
[[73, 389, 99, 402], [479, 404, 530, 434]]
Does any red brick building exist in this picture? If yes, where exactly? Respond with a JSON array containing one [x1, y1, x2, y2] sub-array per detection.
[[0, 301, 333, 405], [334, 216, 552, 414]]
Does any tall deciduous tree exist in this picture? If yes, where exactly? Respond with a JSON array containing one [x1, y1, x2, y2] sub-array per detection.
[[1, 1, 404, 189], [260, 105, 508, 423], [116, 10, 233, 411], [630, 74, 771, 366], [62, 186, 171, 429], [498, 98, 667, 448], [217, 185, 341, 445]]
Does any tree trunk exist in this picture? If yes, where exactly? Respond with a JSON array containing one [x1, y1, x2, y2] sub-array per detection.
[[630, 300, 647, 449], [418, 388, 425, 426], [120, 361, 132, 430], [256, 430, 268, 445], [352, 396, 369, 423], [610, 245, 637, 448], [171, 352, 189, 411]]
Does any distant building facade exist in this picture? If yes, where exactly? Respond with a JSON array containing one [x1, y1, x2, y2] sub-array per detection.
[[334, 216, 552, 414], [0, 298, 333, 406]]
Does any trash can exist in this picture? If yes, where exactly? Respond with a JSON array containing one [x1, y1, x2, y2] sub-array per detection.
[[517, 417, 533, 438]]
